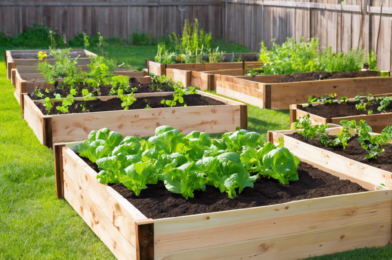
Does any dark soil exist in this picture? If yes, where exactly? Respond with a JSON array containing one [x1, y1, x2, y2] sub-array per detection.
[[30, 77, 157, 100], [289, 133, 392, 172], [277, 71, 380, 83], [302, 100, 392, 118], [77, 154, 367, 219], [36, 94, 224, 115]]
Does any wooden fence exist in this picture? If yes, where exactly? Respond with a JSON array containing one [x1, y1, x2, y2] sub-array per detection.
[[2, 0, 392, 70], [0, 1, 223, 40], [222, 0, 392, 71]]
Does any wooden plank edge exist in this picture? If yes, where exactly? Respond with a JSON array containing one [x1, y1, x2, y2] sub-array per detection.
[[44, 117, 53, 149], [240, 105, 248, 130], [136, 219, 155, 260], [54, 143, 66, 199]]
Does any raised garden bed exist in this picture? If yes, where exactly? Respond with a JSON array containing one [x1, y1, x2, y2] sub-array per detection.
[[54, 126, 392, 260], [267, 126, 392, 188], [215, 71, 392, 109], [290, 94, 392, 133], [146, 53, 260, 77], [24, 91, 246, 148], [166, 68, 252, 91], [5, 49, 96, 80], [13, 69, 149, 110]]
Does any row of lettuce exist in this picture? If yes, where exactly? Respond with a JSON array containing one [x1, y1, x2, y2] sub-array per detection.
[[76, 126, 300, 199]]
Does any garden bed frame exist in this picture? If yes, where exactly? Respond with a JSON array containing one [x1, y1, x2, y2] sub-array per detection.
[[215, 74, 392, 109], [54, 125, 392, 260], [166, 68, 252, 91], [290, 94, 392, 133], [146, 53, 261, 77], [23, 91, 247, 148], [5, 49, 96, 79], [12, 69, 149, 110]]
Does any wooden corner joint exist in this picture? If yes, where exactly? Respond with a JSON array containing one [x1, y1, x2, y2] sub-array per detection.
[[267, 131, 274, 143], [136, 219, 154, 260], [54, 143, 66, 199], [240, 104, 248, 130]]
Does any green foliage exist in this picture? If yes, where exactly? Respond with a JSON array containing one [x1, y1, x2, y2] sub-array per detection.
[[259, 37, 367, 74], [293, 115, 392, 160], [208, 47, 225, 63], [170, 19, 212, 55], [0, 24, 65, 48], [130, 30, 157, 45], [307, 93, 348, 106], [118, 90, 136, 110], [292, 114, 330, 145], [150, 75, 179, 92], [55, 89, 76, 114], [88, 56, 116, 86], [155, 43, 176, 64], [77, 126, 300, 199], [161, 86, 197, 107], [43, 97, 53, 115], [367, 50, 378, 70], [355, 93, 392, 114]]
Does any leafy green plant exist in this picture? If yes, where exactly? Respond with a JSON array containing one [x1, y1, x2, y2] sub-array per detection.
[[208, 47, 224, 63], [80, 89, 97, 112], [43, 97, 53, 115], [150, 75, 180, 92], [161, 87, 197, 107], [259, 37, 367, 75], [155, 43, 176, 65], [118, 89, 136, 110], [110, 75, 130, 94], [292, 114, 330, 145], [169, 19, 212, 55], [55, 88, 76, 113], [83, 32, 90, 49], [34, 88, 44, 98], [77, 126, 301, 199]]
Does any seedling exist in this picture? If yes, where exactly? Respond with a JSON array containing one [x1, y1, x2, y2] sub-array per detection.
[[43, 97, 53, 115], [118, 89, 136, 110], [55, 88, 76, 114], [34, 88, 44, 98], [161, 87, 197, 107], [80, 89, 97, 112]]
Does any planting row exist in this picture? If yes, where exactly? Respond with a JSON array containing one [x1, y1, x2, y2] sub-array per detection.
[[291, 92, 392, 132], [55, 120, 392, 260]]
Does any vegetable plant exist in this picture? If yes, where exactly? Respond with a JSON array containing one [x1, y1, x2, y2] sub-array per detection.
[[118, 89, 136, 110], [77, 126, 301, 199], [161, 87, 197, 107]]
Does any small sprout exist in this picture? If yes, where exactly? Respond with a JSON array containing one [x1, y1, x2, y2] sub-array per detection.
[[34, 88, 44, 98], [45, 88, 51, 93], [43, 97, 53, 115]]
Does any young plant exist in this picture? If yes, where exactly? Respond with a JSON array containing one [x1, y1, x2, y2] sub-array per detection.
[[292, 114, 330, 145], [118, 89, 137, 110], [161, 87, 197, 107], [55, 88, 76, 113], [208, 47, 224, 63], [43, 97, 53, 115], [80, 89, 97, 112], [83, 32, 90, 49], [34, 88, 44, 98]]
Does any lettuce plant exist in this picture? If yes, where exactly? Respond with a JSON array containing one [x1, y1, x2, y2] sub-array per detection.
[[77, 126, 302, 199]]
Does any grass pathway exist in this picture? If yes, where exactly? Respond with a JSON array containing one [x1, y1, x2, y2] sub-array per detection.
[[1, 46, 392, 259]]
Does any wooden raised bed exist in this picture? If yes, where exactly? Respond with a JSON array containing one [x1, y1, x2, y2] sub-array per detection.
[[146, 53, 261, 76], [166, 68, 252, 91], [24, 91, 247, 148], [54, 125, 392, 260], [6, 49, 96, 80], [13, 69, 149, 110], [290, 95, 392, 133], [267, 126, 392, 189], [215, 74, 392, 109]]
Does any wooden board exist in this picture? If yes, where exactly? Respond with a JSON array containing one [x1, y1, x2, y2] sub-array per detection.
[[14, 57, 92, 66], [24, 91, 246, 148], [217, 75, 392, 110], [166, 68, 190, 87]]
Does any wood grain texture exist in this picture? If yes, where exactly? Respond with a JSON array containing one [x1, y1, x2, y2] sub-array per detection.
[[136, 220, 155, 260], [62, 146, 147, 248], [270, 130, 392, 189], [54, 143, 65, 199], [24, 92, 243, 147], [217, 75, 392, 110]]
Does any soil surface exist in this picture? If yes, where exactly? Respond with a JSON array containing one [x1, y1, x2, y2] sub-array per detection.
[[301, 100, 392, 118], [277, 71, 380, 83], [288, 133, 392, 172], [77, 154, 367, 219], [30, 77, 157, 100], [36, 94, 224, 115]]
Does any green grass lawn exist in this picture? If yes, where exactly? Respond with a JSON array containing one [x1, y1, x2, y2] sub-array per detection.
[[1, 43, 392, 259]]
